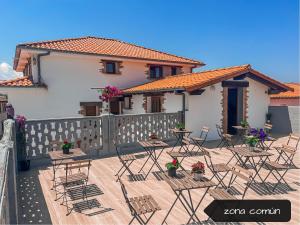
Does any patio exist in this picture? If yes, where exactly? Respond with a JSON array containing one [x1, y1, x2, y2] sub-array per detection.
[[17, 135, 300, 225]]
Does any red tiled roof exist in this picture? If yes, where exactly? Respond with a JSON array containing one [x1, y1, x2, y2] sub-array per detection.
[[0, 76, 34, 87], [271, 83, 299, 99], [15, 36, 203, 66], [124, 64, 291, 94]]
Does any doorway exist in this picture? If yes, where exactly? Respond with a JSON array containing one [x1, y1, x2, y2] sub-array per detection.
[[110, 99, 120, 114], [227, 87, 245, 134], [227, 88, 238, 134]]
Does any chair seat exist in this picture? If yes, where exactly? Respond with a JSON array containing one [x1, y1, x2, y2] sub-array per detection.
[[212, 163, 231, 172], [59, 172, 88, 185], [51, 158, 74, 165], [191, 137, 204, 142], [120, 154, 137, 161], [129, 195, 161, 215], [208, 188, 236, 200], [266, 136, 276, 141], [265, 161, 289, 170]]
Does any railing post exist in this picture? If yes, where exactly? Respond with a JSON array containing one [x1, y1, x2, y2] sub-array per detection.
[[101, 114, 115, 155], [8, 120, 17, 225]]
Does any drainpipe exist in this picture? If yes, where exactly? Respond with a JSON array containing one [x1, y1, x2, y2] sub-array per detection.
[[175, 90, 186, 125], [37, 51, 50, 84], [182, 93, 186, 125]]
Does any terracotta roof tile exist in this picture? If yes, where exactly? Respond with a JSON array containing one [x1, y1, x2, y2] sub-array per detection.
[[0, 76, 34, 87], [123, 64, 290, 93], [17, 36, 203, 65], [271, 83, 300, 99]]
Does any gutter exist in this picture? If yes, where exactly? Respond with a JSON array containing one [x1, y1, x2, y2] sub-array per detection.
[[37, 51, 50, 84]]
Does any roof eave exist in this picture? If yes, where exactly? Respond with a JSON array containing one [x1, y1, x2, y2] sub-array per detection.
[[124, 88, 185, 95], [16, 46, 204, 66]]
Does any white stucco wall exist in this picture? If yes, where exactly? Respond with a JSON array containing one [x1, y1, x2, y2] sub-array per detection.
[[246, 78, 270, 128], [2, 52, 193, 119], [163, 93, 182, 113], [185, 84, 223, 140], [0, 87, 49, 119], [123, 95, 145, 114]]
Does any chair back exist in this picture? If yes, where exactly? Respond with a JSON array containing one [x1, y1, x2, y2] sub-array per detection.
[[64, 159, 92, 183], [216, 124, 223, 137], [182, 136, 191, 146], [286, 133, 300, 150], [50, 141, 63, 151], [229, 165, 253, 199], [264, 123, 273, 134], [118, 177, 136, 215], [199, 126, 210, 140], [202, 148, 214, 169]]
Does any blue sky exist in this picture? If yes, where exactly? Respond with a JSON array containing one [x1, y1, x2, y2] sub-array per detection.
[[0, 0, 298, 82]]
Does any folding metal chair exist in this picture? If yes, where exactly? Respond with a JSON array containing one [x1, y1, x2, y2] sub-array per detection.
[[274, 133, 300, 167], [205, 166, 253, 222], [216, 124, 234, 149], [208, 165, 253, 200], [202, 148, 232, 189], [115, 145, 139, 181], [50, 141, 74, 191], [118, 177, 161, 225], [58, 159, 92, 215], [262, 123, 277, 150], [190, 126, 210, 152]]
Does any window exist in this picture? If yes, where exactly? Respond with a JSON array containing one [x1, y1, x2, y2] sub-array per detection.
[[105, 61, 116, 74], [79, 102, 102, 116], [101, 60, 122, 74], [149, 66, 163, 78], [85, 106, 97, 116], [171, 67, 177, 75], [124, 97, 132, 109], [151, 96, 162, 112]]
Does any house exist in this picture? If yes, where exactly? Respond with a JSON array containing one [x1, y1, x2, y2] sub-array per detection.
[[0, 94, 7, 136], [0, 36, 203, 119], [122, 64, 291, 139], [0, 36, 291, 140], [270, 82, 300, 106]]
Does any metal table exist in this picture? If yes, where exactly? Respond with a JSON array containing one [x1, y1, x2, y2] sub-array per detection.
[[160, 170, 216, 224], [170, 128, 192, 152], [232, 125, 248, 144], [227, 147, 273, 191], [49, 148, 86, 190], [138, 140, 169, 179]]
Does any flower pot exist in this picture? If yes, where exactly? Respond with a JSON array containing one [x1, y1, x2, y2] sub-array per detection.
[[168, 168, 177, 177], [193, 172, 204, 181], [63, 147, 70, 154]]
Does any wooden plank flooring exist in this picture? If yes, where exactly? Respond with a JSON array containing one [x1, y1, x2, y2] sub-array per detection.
[[17, 136, 300, 225]]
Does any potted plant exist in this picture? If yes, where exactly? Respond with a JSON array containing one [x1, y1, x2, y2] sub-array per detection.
[[176, 123, 185, 131], [191, 161, 205, 181], [266, 113, 272, 123], [246, 128, 267, 150], [240, 120, 249, 128], [99, 85, 123, 114], [16, 115, 30, 171], [166, 158, 180, 177], [61, 140, 73, 154]]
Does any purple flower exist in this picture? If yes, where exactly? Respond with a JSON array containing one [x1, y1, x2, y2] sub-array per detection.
[[16, 115, 26, 129]]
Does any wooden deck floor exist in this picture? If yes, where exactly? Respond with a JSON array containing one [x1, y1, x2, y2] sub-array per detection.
[[17, 136, 300, 225]]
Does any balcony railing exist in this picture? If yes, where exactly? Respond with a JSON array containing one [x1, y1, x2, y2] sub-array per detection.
[[0, 120, 18, 224]]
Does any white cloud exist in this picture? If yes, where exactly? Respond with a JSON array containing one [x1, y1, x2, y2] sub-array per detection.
[[0, 62, 23, 80]]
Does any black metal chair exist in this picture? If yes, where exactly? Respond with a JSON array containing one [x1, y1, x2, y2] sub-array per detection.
[[59, 159, 92, 215], [119, 177, 161, 225], [115, 144, 139, 181], [191, 126, 210, 152], [202, 148, 232, 189], [216, 124, 234, 149]]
